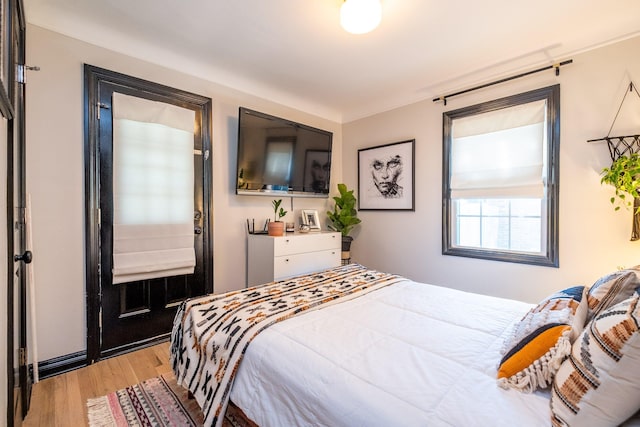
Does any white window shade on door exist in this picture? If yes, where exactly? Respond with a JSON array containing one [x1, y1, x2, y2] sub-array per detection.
[[450, 99, 546, 199], [112, 93, 196, 284]]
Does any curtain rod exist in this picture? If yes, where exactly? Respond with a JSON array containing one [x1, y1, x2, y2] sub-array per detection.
[[433, 59, 573, 105]]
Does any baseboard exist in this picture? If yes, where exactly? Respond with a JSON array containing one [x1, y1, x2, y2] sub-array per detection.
[[34, 334, 170, 380], [35, 350, 88, 380], [99, 334, 170, 360]]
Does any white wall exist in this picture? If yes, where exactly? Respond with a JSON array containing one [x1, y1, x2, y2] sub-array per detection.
[[25, 24, 342, 361], [343, 36, 640, 304]]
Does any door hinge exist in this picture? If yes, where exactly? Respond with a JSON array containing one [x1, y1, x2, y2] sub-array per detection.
[[19, 347, 27, 367], [17, 65, 24, 84], [16, 65, 40, 84]]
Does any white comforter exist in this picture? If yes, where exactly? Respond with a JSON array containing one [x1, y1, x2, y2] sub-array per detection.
[[230, 279, 550, 427]]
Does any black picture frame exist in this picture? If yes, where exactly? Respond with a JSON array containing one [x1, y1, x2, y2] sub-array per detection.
[[0, 0, 12, 119], [358, 139, 415, 211]]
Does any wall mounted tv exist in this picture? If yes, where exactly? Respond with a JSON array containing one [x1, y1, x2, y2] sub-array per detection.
[[235, 107, 333, 198]]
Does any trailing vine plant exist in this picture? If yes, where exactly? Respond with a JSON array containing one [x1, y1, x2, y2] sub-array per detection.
[[601, 153, 640, 213]]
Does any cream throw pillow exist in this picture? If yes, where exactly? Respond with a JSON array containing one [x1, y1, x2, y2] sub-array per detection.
[[586, 266, 640, 322], [550, 291, 640, 427]]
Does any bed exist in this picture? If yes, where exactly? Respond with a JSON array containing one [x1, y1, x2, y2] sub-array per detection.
[[170, 263, 640, 427]]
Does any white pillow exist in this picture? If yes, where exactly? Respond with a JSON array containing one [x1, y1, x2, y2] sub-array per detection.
[[550, 291, 640, 427], [586, 266, 640, 322]]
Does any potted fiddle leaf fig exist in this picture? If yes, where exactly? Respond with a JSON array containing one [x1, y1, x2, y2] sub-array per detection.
[[268, 199, 287, 236], [327, 183, 361, 260]]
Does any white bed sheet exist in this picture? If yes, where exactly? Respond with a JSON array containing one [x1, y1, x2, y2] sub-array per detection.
[[230, 279, 551, 427]]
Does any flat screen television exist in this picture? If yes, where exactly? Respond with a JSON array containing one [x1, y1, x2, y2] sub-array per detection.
[[235, 107, 333, 198]]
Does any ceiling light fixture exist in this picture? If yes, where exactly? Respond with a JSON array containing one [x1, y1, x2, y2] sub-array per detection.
[[340, 0, 382, 35]]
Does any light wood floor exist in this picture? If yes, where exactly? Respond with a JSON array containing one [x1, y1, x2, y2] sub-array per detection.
[[23, 341, 172, 427]]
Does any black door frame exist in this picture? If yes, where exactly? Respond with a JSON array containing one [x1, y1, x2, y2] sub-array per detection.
[[83, 65, 213, 364], [6, 0, 28, 424]]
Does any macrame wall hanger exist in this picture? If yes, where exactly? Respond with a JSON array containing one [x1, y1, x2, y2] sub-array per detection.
[[587, 81, 640, 162], [590, 81, 640, 241]]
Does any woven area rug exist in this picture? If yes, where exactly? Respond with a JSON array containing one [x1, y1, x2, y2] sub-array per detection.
[[87, 372, 204, 427]]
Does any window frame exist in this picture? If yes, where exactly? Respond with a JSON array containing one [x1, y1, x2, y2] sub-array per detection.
[[442, 85, 560, 267]]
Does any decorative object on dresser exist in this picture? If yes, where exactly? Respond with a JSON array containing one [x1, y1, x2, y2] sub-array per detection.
[[267, 199, 287, 236], [327, 183, 361, 262], [301, 209, 321, 231], [246, 231, 340, 287]]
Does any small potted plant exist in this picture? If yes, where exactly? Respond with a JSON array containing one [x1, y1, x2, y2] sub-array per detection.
[[268, 199, 287, 236], [326, 183, 361, 260]]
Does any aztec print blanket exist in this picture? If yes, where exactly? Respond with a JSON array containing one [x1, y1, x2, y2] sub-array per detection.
[[170, 263, 405, 427]]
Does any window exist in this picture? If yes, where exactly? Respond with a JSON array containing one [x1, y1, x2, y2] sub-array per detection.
[[442, 85, 559, 267], [111, 92, 196, 284]]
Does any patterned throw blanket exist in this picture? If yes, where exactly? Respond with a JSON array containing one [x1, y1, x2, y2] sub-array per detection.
[[170, 263, 404, 427]]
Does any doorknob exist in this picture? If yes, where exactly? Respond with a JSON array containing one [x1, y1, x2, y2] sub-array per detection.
[[14, 250, 32, 264], [194, 226, 202, 235]]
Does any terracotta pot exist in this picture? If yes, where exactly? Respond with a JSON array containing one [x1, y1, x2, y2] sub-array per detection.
[[268, 221, 285, 236]]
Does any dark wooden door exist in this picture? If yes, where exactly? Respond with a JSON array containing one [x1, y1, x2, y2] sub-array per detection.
[[7, 0, 30, 424], [84, 66, 213, 360]]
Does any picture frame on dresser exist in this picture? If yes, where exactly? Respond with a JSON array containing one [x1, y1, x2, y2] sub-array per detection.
[[301, 209, 321, 230]]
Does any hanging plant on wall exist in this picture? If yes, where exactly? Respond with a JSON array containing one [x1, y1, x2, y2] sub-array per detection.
[[591, 82, 640, 240], [601, 152, 640, 240], [601, 153, 640, 211]]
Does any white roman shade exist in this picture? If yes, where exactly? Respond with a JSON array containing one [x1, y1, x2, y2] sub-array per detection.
[[112, 92, 196, 284], [450, 99, 546, 199]]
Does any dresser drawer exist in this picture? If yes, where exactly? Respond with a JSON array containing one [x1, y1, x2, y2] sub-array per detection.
[[247, 231, 342, 287], [274, 249, 340, 280], [274, 232, 340, 256]]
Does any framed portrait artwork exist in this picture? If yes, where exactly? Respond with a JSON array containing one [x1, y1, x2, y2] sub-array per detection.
[[301, 209, 321, 230], [303, 150, 331, 193], [358, 139, 415, 211]]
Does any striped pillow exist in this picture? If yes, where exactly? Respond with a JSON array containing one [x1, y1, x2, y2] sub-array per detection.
[[497, 286, 588, 392], [551, 290, 640, 427], [586, 266, 640, 322]]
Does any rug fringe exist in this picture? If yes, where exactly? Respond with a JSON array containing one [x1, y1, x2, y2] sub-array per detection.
[[87, 396, 117, 427]]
